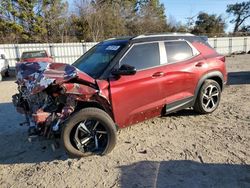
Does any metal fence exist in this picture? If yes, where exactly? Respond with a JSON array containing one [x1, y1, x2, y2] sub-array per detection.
[[0, 42, 97, 67], [0, 37, 250, 67], [208, 37, 250, 55]]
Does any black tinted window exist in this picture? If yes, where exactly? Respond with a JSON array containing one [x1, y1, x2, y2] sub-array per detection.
[[73, 44, 124, 78], [21, 51, 47, 59], [165, 41, 193, 63], [120, 43, 160, 70]]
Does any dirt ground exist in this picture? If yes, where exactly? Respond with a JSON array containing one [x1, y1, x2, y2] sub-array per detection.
[[0, 55, 249, 188]]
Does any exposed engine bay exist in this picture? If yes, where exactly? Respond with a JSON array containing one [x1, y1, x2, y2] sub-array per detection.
[[12, 62, 111, 139], [13, 86, 74, 137]]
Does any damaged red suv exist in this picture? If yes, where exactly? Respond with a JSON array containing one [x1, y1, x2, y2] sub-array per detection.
[[13, 34, 227, 157]]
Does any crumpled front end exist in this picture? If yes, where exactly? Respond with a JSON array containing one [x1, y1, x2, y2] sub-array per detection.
[[15, 62, 79, 94], [12, 61, 110, 139]]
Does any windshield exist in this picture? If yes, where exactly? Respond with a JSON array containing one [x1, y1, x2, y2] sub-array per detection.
[[73, 44, 124, 78], [21, 51, 47, 59]]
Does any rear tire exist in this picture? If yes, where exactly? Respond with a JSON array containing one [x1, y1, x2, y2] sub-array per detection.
[[61, 107, 117, 158], [194, 79, 221, 114]]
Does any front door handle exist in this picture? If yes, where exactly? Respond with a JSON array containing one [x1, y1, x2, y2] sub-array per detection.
[[152, 72, 165, 78]]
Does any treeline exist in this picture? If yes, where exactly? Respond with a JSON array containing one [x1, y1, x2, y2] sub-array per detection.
[[0, 0, 249, 44]]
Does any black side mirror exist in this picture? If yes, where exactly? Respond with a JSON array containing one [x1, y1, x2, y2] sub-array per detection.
[[16, 58, 20, 62], [112, 64, 137, 76]]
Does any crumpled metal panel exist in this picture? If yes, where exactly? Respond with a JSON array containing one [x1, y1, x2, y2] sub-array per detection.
[[61, 83, 98, 98], [16, 62, 95, 95], [14, 61, 114, 128], [96, 80, 110, 102]]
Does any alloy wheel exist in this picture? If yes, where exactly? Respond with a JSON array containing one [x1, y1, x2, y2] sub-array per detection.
[[70, 119, 108, 154], [201, 84, 220, 111]]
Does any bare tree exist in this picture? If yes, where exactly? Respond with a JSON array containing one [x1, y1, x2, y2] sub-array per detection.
[[226, 1, 250, 34], [75, 0, 104, 42]]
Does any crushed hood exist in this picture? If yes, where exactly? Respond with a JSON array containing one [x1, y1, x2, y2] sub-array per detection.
[[16, 62, 96, 95]]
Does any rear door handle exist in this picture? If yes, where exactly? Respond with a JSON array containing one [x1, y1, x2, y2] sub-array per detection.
[[195, 62, 205, 67], [152, 72, 165, 78]]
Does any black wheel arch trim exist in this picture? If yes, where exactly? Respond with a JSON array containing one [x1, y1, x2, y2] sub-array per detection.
[[194, 71, 224, 104]]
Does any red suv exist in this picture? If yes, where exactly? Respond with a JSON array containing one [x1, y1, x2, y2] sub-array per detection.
[[13, 34, 227, 157]]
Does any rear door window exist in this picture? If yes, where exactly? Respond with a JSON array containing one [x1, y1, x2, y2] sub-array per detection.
[[164, 41, 194, 63], [120, 42, 160, 70]]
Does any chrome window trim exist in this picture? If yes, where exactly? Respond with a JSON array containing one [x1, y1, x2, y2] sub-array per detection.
[[118, 39, 201, 72], [186, 40, 200, 56], [162, 40, 201, 65], [159, 42, 167, 65], [119, 41, 163, 72]]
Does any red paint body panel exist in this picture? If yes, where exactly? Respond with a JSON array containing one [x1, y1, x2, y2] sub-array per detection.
[[96, 80, 111, 102], [110, 66, 166, 127], [77, 71, 96, 85], [62, 83, 97, 100], [192, 42, 227, 82], [159, 55, 204, 104], [109, 41, 227, 128]]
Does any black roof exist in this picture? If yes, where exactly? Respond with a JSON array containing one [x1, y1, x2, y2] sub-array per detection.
[[101, 33, 208, 46], [100, 37, 132, 46]]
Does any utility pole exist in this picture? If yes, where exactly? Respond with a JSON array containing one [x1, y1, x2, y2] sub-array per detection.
[[186, 14, 198, 30]]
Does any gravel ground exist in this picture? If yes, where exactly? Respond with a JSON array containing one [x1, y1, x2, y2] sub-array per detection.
[[0, 55, 249, 188]]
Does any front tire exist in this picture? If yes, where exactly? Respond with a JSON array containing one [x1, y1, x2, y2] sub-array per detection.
[[194, 79, 221, 114], [62, 108, 117, 158]]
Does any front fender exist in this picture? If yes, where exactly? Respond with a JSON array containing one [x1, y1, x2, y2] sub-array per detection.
[[62, 83, 113, 119], [61, 83, 98, 99]]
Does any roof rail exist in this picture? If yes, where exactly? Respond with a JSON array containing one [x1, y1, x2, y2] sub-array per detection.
[[133, 33, 195, 39], [104, 36, 134, 41], [104, 38, 117, 41]]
